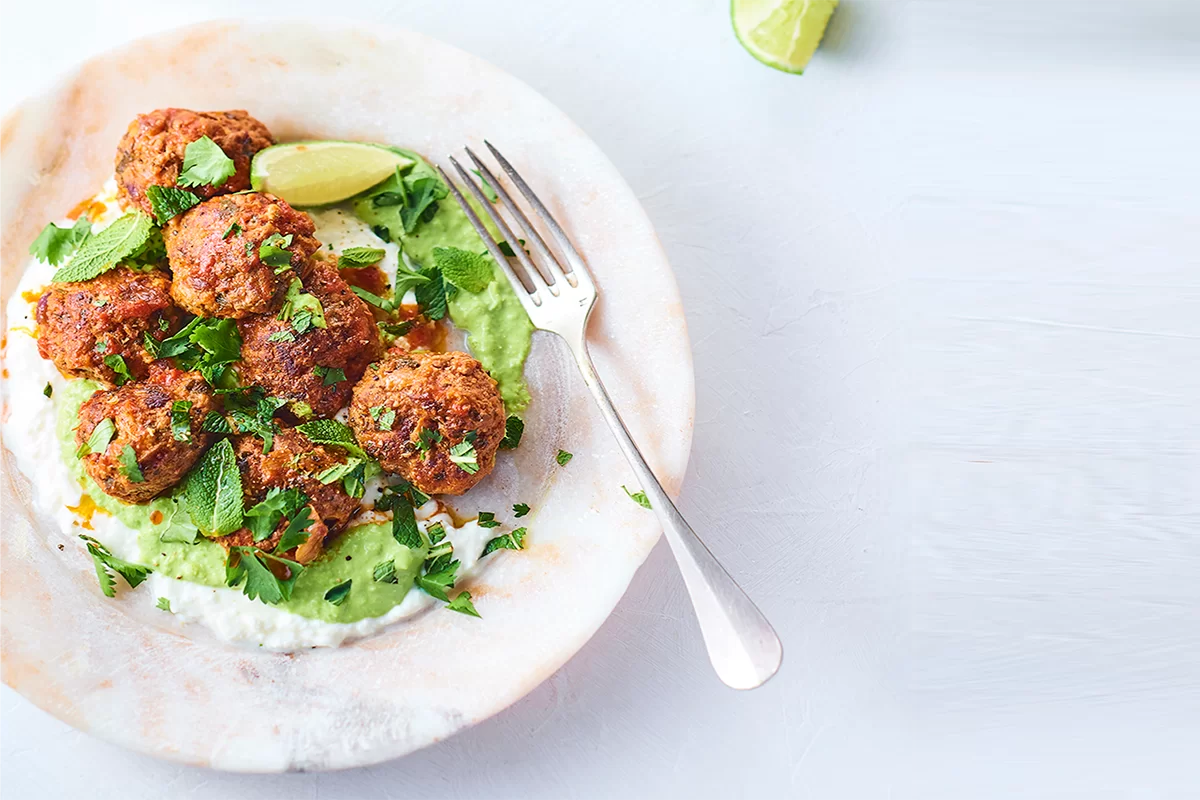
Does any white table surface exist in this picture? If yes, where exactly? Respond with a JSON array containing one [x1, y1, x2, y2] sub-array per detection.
[[3, 1, 1198, 797]]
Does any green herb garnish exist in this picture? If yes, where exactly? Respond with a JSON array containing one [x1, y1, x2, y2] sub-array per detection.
[[449, 439, 480, 474], [513, 503, 530, 518], [156, 597, 172, 612], [43, 382, 53, 398], [30, 217, 91, 266], [556, 449, 573, 466], [476, 512, 500, 529], [170, 400, 193, 442], [482, 527, 527, 557], [313, 365, 346, 386], [103, 354, 133, 385], [470, 169, 499, 203], [413, 266, 448, 320], [222, 222, 242, 239], [81, 534, 151, 597], [275, 505, 315, 553], [623, 485, 653, 509], [373, 559, 398, 583], [76, 418, 115, 458], [370, 406, 396, 431], [225, 546, 303, 605], [51, 213, 155, 283], [296, 418, 368, 459], [446, 590, 481, 617], [433, 246, 492, 293], [339, 247, 386, 267], [259, 232, 294, 269], [244, 487, 307, 542], [177, 136, 236, 188], [324, 579, 352, 606], [146, 185, 199, 224], [182, 438, 243, 537], [499, 415, 524, 450]]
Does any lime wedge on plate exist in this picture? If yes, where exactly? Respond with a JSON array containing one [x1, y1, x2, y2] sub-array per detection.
[[731, 0, 838, 74], [250, 141, 413, 206]]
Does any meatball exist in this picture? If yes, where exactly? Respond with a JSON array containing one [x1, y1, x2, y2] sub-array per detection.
[[37, 267, 181, 386], [163, 192, 320, 318], [216, 430, 361, 563], [74, 364, 218, 504], [237, 258, 383, 418], [348, 350, 506, 495], [114, 108, 273, 216]]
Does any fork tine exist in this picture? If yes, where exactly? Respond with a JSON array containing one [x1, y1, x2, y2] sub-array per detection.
[[484, 141, 591, 287], [436, 164, 543, 308], [464, 147, 565, 289], [448, 156, 555, 299]]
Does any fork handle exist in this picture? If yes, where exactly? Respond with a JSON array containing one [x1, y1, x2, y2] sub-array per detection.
[[570, 342, 783, 689]]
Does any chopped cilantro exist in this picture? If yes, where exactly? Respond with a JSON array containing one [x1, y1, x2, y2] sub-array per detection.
[[415, 558, 459, 602], [156, 597, 172, 612], [259, 232, 294, 269], [623, 485, 653, 509], [499, 415, 524, 450], [29, 216, 91, 266], [416, 426, 442, 458], [513, 502, 530, 518], [268, 329, 296, 343], [177, 136, 236, 188], [225, 547, 303, 605], [556, 449, 573, 466], [470, 169, 499, 203], [275, 505, 315, 553], [81, 534, 151, 597], [171, 400, 193, 442], [77, 418, 115, 458], [324, 579, 352, 606], [449, 440, 480, 474], [278, 277, 327, 331], [477, 512, 500, 529], [220, 386, 286, 452], [313, 365, 346, 386], [446, 590, 481, 617], [151, 316, 242, 385], [103, 354, 133, 385], [43, 382, 53, 398], [222, 222, 242, 240], [370, 406, 396, 431], [378, 320, 413, 338], [146, 185, 199, 224], [244, 487, 307, 542], [482, 527, 527, 557], [94, 340, 108, 354]]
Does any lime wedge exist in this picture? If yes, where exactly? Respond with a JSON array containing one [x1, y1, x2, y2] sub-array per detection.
[[731, 0, 838, 74], [250, 141, 413, 206]]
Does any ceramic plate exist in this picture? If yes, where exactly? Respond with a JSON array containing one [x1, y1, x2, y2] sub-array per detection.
[[0, 20, 694, 771]]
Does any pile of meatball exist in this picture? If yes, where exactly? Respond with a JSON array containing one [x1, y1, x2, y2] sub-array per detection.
[[35, 108, 507, 563]]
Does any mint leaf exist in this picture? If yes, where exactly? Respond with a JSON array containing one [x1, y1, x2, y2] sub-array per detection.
[[433, 246, 492, 293], [513, 502, 530, 518], [448, 440, 480, 474], [30, 217, 91, 266], [350, 285, 396, 313], [339, 247, 386, 267], [499, 415, 524, 450], [278, 278, 327, 330], [183, 438, 243, 536], [171, 400, 193, 442], [622, 485, 653, 509], [446, 590, 481, 617], [470, 169, 499, 203], [177, 136, 236, 188], [146, 185, 199, 224], [117, 445, 145, 483], [296, 419, 367, 459], [391, 499, 421, 550], [556, 449, 573, 466], [52, 213, 155, 283], [201, 411, 233, 434], [400, 176, 446, 233], [103, 354, 133, 385], [373, 559, 398, 583], [324, 579, 352, 606], [244, 487, 306, 542], [482, 527, 527, 557], [77, 418, 115, 458], [415, 558, 459, 602], [426, 522, 447, 544], [413, 266, 448, 320], [313, 365, 346, 386]]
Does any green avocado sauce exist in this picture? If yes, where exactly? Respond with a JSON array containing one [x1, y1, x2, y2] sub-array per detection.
[[57, 380, 425, 622], [351, 149, 534, 411]]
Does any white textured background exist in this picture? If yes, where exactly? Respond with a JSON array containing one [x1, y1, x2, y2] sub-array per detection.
[[3, 1, 1199, 797]]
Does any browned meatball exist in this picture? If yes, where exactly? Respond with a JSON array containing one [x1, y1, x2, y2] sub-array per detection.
[[237, 258, 383, 418], [74, 364, 218, 504], [37, 267, 181, 386], [348, 350, 506, 495], [163, 192, 320, 319], [215, 430, 361, 563], [114, 108, 273, 216]]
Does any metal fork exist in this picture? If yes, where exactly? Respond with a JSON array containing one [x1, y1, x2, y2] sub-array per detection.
[[438, 144, 783, 690]]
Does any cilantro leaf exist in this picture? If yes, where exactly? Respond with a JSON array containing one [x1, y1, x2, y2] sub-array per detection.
[[556, 449, 573, 466], [415, 558, 459, 602], [103, 354, 134, 385], [76, 418, 115, 458], [278, 278, 327, 330], [156, 316, 242, 385], [313, 365, 346, 386], [324, 579, 352, 606], [378, 320, 413, 338], [244, 487, 306, 542], [433, 246, 492, 293], [413, 266, 448, 320], [259, 232, 294, 269], [171, 400, 193, 442], [146, 185, 200, 224], [449, 440, 480, 474], [225, 547, 303, 605], [275, 505, 315, 554], [446, 590, 481, 617], [222, 222, 242, 240], [43, 383, 53, 398], [373, 559, 398, 583], [499, 415, 524, 450], [81, 535, 151, 596], [156, 597, 172, 612], [339, 247, 386, 267], [117, 445, 145, 483], [296, 419, 367, 459], [177, 136, 236, 188], [218, 386, 285, 452], [513, 502, 530, 518], [51, 213, 155, 283], [30, 217, 91, 266], [482, 527, 527, 557], [476, 512, 500, 529], [370, 406, 396, 431], [182, 438, 244, 536], [400, 176, 446, 233], [470, 169, 499, 203], [623, 485, 653, 509]]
